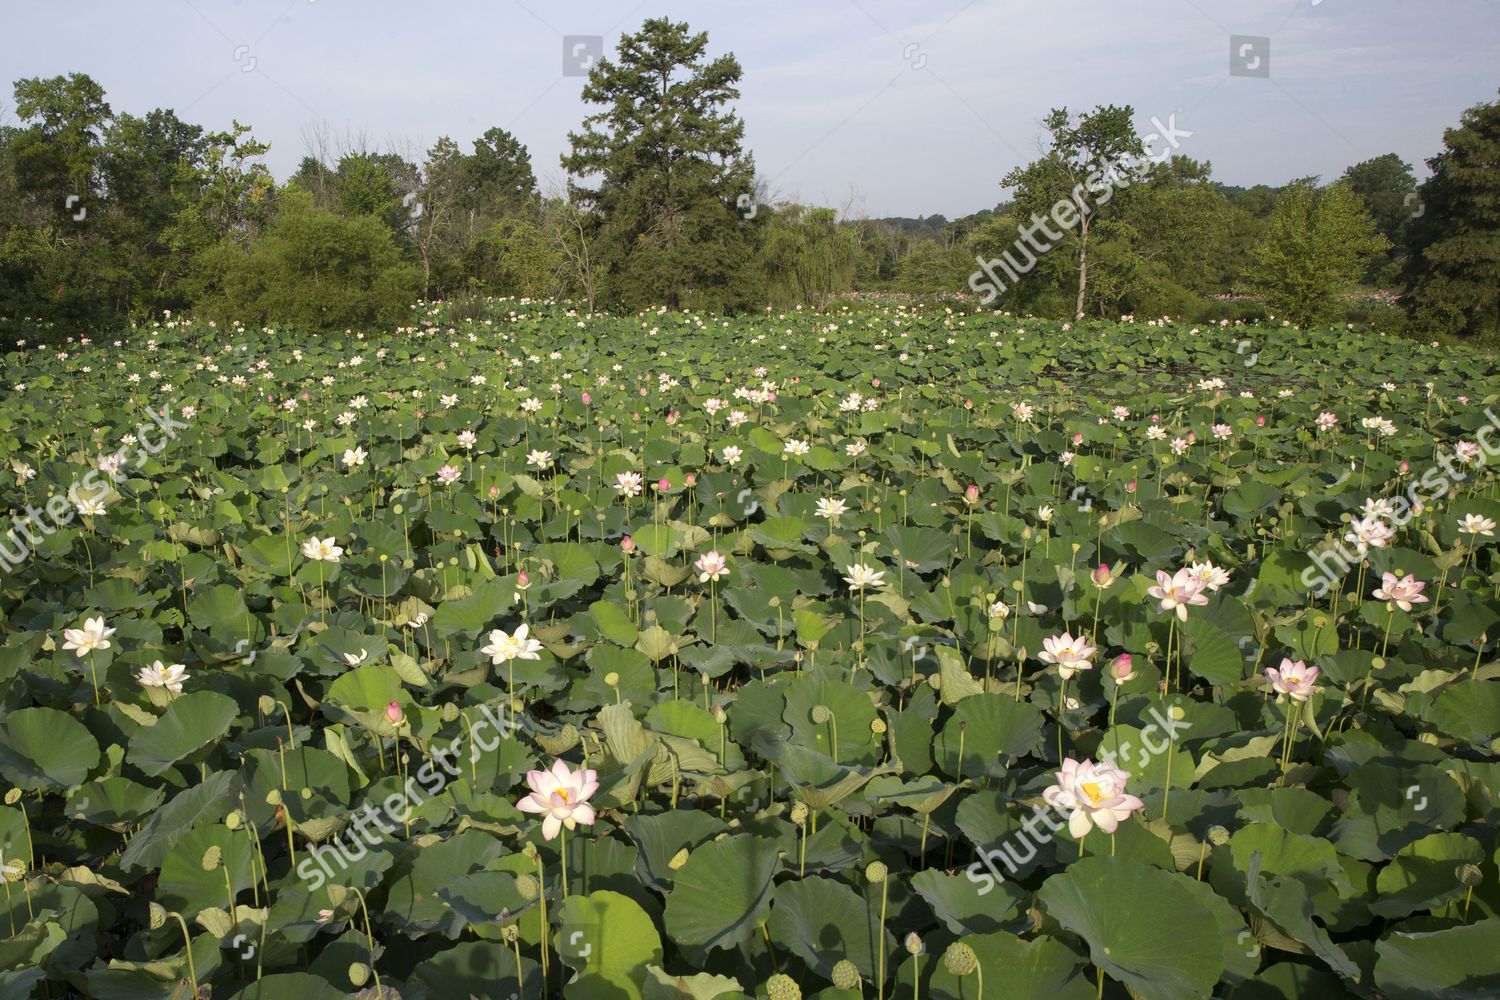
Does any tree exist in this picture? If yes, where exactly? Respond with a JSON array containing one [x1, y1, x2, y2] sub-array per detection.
[[1403, 91, 1500, 338], [562, 17, 757, 310], [1342, 153, 1417, 283], [1000, 106, 1146, 320], [195, 188, 419, 330], [1246, 181, 1388, 325]]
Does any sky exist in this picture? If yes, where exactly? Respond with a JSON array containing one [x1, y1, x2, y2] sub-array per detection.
[[0, 0, 1496, 218]]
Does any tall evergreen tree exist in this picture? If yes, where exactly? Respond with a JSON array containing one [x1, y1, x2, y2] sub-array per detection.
[[1404, 91, 1500, 338], [561, 17, 758, 311]]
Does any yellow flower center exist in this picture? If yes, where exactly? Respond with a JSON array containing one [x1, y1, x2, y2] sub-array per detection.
[[1081, 782, 1106, 805]]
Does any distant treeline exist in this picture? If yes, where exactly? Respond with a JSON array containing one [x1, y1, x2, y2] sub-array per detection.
[[1, 19, 1496, 336]]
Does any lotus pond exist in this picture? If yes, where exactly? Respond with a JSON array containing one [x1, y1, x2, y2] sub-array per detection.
[[0, 304, 1498, 999]]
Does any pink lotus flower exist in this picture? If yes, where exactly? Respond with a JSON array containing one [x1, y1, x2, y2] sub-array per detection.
[[1147, 568, 1209, 621], [1042, 758, 1145, 837], [695, 550, 729, 583], [1091, 563, 1121, 588], [581, 392, 591, 405], [517, 759, 599, 840], [1038, 632, 1097, 680], [1373, 572, 1428, 613], [436, 464, 461, 485], [1266, 658, 1320, 702]]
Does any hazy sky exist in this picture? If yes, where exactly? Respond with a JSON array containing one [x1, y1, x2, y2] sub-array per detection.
[[1, 0, 1496, 218]]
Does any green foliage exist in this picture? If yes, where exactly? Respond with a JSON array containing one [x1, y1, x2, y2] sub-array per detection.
[[1246, 181, 1388, 325], [194, 188, 420, 330]]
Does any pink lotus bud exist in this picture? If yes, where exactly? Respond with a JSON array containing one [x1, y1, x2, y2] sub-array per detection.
[[964, 484, 980, 503], [516, 571, 531, 591], [621, 535, 635, 553], [581, 392, 592, 405], [1092, 563, 1118, 588], [385, 700, 405, 725], [964, 399, 974, 410], [1072, 432, 1083, 444], [656, 478, 670, 492], [488, 485, 500, 498], [1399, 461, 1410, 474], [1111, 654, 1136, 683], [1126, 479, 1138, 493], [1255, 415, 1266, 427], [684, 473, 697, 487], [871, 377, 881, 388]]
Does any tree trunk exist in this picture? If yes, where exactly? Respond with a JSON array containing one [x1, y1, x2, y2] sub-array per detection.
[[1074, 221, 1090, 322]]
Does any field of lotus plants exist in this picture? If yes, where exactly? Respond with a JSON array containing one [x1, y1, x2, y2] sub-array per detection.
[[1, 301, 1498, 999]]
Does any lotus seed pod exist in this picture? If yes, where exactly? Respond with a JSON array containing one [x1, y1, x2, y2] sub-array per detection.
[[501, 923, 520, 943], [514, 874, 540, 900], [347, 962, 370, 987], [148, 902, 167, 929], [225, 810, 243, 830], [1207, 825, 1230, 846], [865, 860, 888, 883], [3, 788, 20, 805], [928, 673, 943, 690], [265, 788, 282, 806], [810, 704, 832, 724], [537, 724, 581, 755], [522, 842, 540, 861], [1457, 863, 1484, 887], [604, 672, 620, 687], [669, 848, 691, 870], [257, 694, 277, 716], [441, 702, 460, 723], [201, 846, 223, 871], [904, 931, 923, 955], [765, 974, 801, 1000], [871, 718, 887, 735], [300, 787, 313, 800], [1, 859, 24, 883], [943, 941, 979, 977], [831, 959, 861, 990], [790, 802, 809, 825], [1168, 705, 1186, 721]]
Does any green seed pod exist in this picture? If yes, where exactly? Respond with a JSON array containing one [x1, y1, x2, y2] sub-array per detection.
[[831, 959, 861, 990], [810, 704, 832, 724], [3, 788, 21, 806], [148, 902, 167, 929], [1207, 825, 1230, 846], [347, 962, 370, 987], [441, 702, 460, 723], [225, 810, 243, 831], [501, 923, 520, 944], [1457, 863, 1484, 887], [201, 846, 223, 871], [514, 874, 540, 901], [765, 974, 801, 1000], [790, 802, 809, 826], [865, 860, 888, 884], [669, 848, 690, 871], [944, 941, 979, 977], [871, 718, 887, 735], [257, 695, 277, 716]]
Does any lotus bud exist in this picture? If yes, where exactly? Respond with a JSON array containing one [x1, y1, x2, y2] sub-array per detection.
[[514, 873, 540, 900], [1207, 825, 1230, 846], [348, 962, 370, 987], [656, 478, 671, 492], [516, 570, 531, 591], [1457, 863, 1483, 887], [766, 974, 802, 1000], [621, 534, 635, 553], [831, 960, 861, 990], [1110, 654, 1136, 683], [1092, 563, 1119, 588], [385, 700, 405, 726], [865, 861, 888, 884], [964, 484, 980, 504], [712, 704, 728, 724], [441, 702, 460, 723], [943, 941, 979, 977], [669, 848, 690, 870], [148, 902, 167, 929], [904, 931, 924, 955], [810, 704, 832, 724]]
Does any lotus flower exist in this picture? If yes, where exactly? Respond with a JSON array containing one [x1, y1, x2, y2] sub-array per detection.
[[62, 617, 115, 657], [1147, 568, 1209, 621], [843, 563, 886, 591], [481, 624, 544, 664], [1266, 658, 1320, 702], [695, 550, 729, 582], [1372, 572, 1428, 613], [517, 759, 600, 840], [301, 536, 343, 563], [137, 661, 188, 693], [1038, 632, 1097, 680], [1042, 757, 1145, 838]]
